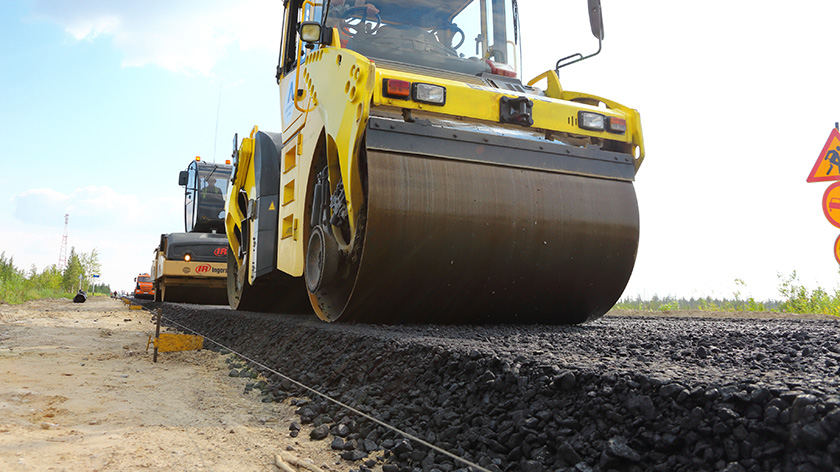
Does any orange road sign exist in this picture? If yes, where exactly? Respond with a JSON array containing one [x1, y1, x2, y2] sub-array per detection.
[[807, 128, 840, 182], [822, 182, 840, 228], [835, 235, 840, 266]]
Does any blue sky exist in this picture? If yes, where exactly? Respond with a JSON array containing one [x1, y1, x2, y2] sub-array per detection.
[[2, 0, 840, 301]]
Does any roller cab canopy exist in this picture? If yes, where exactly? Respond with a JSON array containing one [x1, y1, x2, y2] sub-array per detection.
[[318, 0, 521, 78], [179, 160, 233, 234], [350, 0, 476, 26]]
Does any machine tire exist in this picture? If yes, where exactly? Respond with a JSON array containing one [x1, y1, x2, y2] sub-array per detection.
[[228, 250, 252, 310], [227, 248, 281, 312]]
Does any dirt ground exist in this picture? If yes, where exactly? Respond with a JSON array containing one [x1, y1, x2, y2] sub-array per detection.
[[0, 297, 355, 472]]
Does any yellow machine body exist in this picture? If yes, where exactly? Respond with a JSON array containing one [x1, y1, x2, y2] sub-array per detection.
[[225, 0, 645, 324], [151, 242, 229, 305], [152, 252, 228, 303]]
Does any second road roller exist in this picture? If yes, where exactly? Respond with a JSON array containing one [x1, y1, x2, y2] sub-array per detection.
[[224, 0, 645, 324], [152, 158, 233, 305]]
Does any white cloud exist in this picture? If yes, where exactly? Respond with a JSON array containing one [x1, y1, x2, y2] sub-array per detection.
[[65, 15, 121, 41], [32, 0, 283, 75], [6, 184, 184, 292], [12, 188, 69, 225], [12, 185, 180, 229]]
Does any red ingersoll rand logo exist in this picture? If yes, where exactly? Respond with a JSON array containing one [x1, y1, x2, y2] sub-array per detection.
[[195, 264, 212, 274], [214, 247, 228, 256]]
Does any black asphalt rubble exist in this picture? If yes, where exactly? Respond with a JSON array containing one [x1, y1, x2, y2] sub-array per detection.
[[144, 301, 840, 472]]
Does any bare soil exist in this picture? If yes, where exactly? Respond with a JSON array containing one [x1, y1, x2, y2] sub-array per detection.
[[0, 297, 354, 472]]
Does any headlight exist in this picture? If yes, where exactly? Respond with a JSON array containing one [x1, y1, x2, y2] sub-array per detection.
[[578, 111, 605, 131], [298, 22, 322, 43], [184, 253, 192, 262], [412, 83, 446, 105]]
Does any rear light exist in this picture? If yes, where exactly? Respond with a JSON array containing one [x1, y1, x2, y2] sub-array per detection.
[[486, 60, 517, 78], [383, 79, 410, 98], [578, 111, 605, 131], [412, 83, 446, 105], [607, 117, 626, 134]]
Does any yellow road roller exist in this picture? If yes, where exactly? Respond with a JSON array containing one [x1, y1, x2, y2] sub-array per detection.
[[152, 158, 232, 305], [225, 0, 644, 323]]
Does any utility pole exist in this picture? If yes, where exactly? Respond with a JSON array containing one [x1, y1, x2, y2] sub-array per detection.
[[58, 213, 69, 268]]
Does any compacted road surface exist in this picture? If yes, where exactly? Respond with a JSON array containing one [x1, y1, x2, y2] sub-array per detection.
[[151, 302, 840, 472]]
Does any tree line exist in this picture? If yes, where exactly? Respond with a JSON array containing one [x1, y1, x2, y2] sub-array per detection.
[[615, 272, 840, 316], [0, 248, 110, 304]]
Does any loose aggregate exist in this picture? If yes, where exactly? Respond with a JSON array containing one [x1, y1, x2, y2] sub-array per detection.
[[144, 301, 840, 472]]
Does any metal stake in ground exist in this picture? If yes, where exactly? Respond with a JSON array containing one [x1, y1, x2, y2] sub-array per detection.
[[153, 309, 161, 363]]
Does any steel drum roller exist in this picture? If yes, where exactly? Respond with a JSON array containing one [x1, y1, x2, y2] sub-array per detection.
[[316, 149, 639, 324]]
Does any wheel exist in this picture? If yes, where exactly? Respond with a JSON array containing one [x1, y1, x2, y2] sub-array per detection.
[[341, 6, 382, 37], [227, 235, 312, 313], [305, 226, 339, 293], [227, 248, 258, 311], [153, 282, 161, 302], [433, 24, 465, 50]]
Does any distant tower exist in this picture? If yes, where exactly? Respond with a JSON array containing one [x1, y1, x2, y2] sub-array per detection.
[[58, 214, 69, 268]]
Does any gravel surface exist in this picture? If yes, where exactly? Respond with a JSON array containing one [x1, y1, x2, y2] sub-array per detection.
[[147, 301, 840, 472]]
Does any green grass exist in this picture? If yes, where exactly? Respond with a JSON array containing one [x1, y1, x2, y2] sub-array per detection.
[[0, 250, 110, 305], [776, 271, 840, 316], [0, 277, 75, 304]]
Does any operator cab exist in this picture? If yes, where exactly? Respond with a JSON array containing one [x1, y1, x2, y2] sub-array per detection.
[[179, 158, 233, 234], [296, 0, 521, 79]]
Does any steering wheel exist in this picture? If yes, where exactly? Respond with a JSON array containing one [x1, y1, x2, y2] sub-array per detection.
[[341, 6, 382, 37], [432, 24, 466, 50]]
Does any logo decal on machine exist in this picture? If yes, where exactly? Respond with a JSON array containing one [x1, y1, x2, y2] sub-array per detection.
[[214, 247, 228, 256], [283, 79, 296, 127], [196, 264, 211, 274]]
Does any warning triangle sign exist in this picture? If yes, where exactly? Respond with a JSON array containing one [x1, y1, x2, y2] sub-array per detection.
[[807, 128, 840, 182]]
